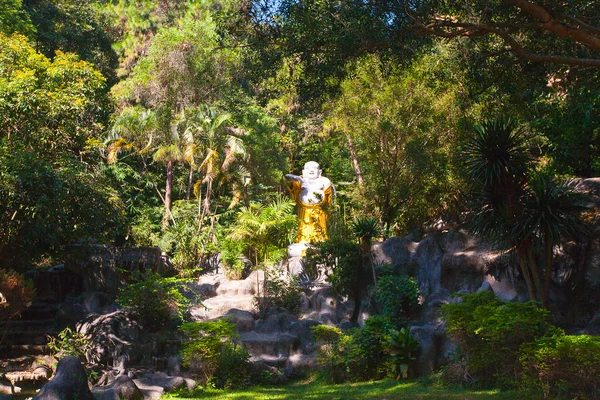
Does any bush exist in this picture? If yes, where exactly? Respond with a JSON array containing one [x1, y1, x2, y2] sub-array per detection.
[[47, 327, 91, 362], [220, 237, 247, 280], [375, 274, 420, 324], [254, 275, 301, 315], [209, 343, 251, 389], [304, 238, 362, 298], [179, 319, 250, 389], [312, 316, 395, 383], [117, 273, 189, 332], [441, 291, 557, 387], [520, 334, 600, 399]]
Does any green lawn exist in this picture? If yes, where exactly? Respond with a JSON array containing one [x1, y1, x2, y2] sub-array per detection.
[[165, 379, 527, 400]]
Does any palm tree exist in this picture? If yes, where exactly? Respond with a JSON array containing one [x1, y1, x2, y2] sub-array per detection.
[[514, 174, 588, 307], [227, 196, 296, 266], [177, 106, 243, 219], [462, 118, 588, 307], [462, 118, 540, 301], [108, 105, 185, 226]]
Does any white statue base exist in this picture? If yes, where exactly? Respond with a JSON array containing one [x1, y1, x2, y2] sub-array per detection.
[[287, 243, 308, 257]]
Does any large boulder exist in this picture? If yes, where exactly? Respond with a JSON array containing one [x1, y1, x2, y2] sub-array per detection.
[[91, 375, 143, 400], [33, 356, 93, 400], [77, 311, 144, 368], [64, 245, 175, 296]]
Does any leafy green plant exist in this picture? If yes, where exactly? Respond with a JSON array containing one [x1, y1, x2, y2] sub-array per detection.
[[227, 195, 296, 267], [520, 333, 600, 399], [220, 237, 247, 280], [180, 319, 250, 388], [254, 274, 301, 315], [118, 273, 190, 332], [209, 342, 251, 389], [47, 327, 91, 362], [384, 327, 419, 379], [311, 316, 395, 383], [441, 291, 558, 387], [305, 238, 363, 322], [375, 274, 420, 324]]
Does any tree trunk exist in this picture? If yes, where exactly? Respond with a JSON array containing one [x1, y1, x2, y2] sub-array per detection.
[[528, 249, 544, 304], [350, 284, 361, 323], [518, 248, 537, 303], [347, 136, 364, 186], [163, 159, 173, 227], [203, 179, 213, 217], [542, 228, 553, 309], [361, 236, 376, 289], [186, 165, 194, 201]]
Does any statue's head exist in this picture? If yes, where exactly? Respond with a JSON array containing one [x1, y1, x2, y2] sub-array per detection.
[[302, 161, 321, 180]]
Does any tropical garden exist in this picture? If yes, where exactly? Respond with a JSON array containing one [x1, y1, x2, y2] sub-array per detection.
[[1, 1, 600, 399]]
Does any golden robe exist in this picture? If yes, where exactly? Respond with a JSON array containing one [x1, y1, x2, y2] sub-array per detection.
[[286, 180, 333, 243]]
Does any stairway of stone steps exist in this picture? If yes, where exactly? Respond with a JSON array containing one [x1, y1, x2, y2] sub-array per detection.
[[188, 266, 353, 372], [0, 297, 62, 394]]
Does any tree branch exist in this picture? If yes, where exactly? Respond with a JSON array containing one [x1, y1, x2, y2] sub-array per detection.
[[504, 0, 600, 52], [411, 21, 600, 68]]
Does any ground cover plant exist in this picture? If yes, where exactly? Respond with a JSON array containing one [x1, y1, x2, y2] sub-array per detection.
[[163, 378, 529, 400]]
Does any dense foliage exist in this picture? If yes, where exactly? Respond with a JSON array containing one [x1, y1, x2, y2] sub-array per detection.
[[117, 273, 190, 332], [180, 318, 251, 389], [1, 1, 599, 393]]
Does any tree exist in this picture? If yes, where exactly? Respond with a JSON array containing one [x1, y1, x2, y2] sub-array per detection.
[[462, 118, 588, 307], [227, 195, 296, 266], [0, 33, 108, 158], [0, 0, 35, 38], [249, 0, 600, 69], [325, 52, 463, 234], [23, 0, 118, 83]]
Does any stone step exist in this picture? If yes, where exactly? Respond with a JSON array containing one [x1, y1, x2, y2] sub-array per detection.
[[19, 301, 60, 320], [189, 295, 255, 321], [0, 345, 48, 358], [249, 354, 289, 368], [0, 320, 59, 346], [236, 332, 299, 359]]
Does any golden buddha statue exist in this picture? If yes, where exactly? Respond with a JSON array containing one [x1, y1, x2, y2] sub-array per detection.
[[284, 161, 333, 244]]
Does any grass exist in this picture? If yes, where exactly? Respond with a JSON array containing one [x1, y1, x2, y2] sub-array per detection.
[[164, 378, 528, 400]]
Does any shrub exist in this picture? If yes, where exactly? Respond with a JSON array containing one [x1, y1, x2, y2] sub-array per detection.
[[520, 334, 600, 399], [209, 343, 251, 389], [47, 327, 91, 362], [312, 325, 345, 383], [179, 318, 250, 389], [254, 275, 301, 315], [441, 291, 557, 387], [311, 316, 395, 383], [375, 274, 420, 324], [220, 237, 247, 280], [117, 273, 189, 332], [305, 238, 362, 298], [384, 327, 419, 379]]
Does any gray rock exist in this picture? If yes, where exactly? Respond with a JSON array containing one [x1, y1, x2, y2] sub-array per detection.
[[477, 281, 492, 292], [77, 310, 144, 368], [167, 356, 181, 376], [288, 319, 320, 352], [133, 372, 195, 393], [410, 324, 446, 376], [255, 312, 297, 334], [34, 356, 94, 400], [420, 289, 450, 323], [585, 309, 600, 335], [91, 375, 143, 400], [223, 309, 255, 332]]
